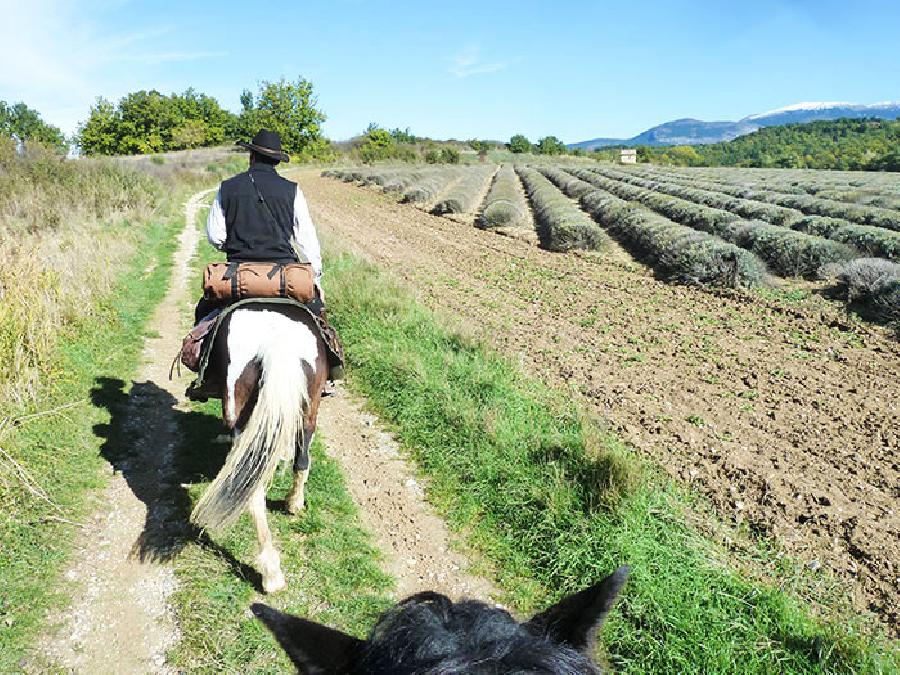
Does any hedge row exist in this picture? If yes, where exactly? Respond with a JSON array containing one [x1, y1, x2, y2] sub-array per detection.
[[792, 217, 900, 261], [322, 167, 441, 195], [624, 166, 900, 232], [598, 166, 900, 262], [646, 168, 900, 254], [516, 167, 609, 252], [477, 165, 529, 229], [400, 169, 462, 205], [591, 166, 801, 226], [654, 167, 900, 210], [431, 165, 496, 216], [538, 169, 766, 287], [570, 169, 856, 278]]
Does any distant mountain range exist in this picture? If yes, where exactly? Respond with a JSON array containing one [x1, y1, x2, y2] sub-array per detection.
[[570, 101, 900, 150]]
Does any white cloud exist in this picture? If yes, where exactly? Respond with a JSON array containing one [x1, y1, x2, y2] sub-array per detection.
[[0, 1, 225, 136], [448, 46, 508, 79]]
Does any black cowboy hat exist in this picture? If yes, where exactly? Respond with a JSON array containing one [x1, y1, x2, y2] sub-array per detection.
[[236, 129, 290, 163]]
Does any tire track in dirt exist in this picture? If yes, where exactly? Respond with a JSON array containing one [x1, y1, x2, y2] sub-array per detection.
[[301, 172, 899, 633], [40, 188, 214, 673], [317, 386, 497, 601]]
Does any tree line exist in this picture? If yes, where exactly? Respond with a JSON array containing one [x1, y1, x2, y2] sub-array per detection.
[[1, 77, 332, 160], [4, 83, 898, 171], [0, 101, 66, 152], [78, 77, 331, 159], [591, 118, 900, 171]]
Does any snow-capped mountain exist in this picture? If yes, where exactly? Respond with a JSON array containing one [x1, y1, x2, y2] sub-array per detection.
[[740, 101, 900, 127], [570, 101, 900, 149]]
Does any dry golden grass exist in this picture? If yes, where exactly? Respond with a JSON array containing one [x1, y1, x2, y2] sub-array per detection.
[[0, 142, 160, 411]]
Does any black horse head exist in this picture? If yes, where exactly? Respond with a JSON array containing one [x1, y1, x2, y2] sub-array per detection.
[[252, 566, 629, 674]]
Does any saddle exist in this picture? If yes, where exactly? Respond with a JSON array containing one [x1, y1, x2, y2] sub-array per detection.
[[175, 298, 345, 402]]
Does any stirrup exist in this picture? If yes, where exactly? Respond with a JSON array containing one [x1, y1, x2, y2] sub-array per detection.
[[185, 379, 213, 402]]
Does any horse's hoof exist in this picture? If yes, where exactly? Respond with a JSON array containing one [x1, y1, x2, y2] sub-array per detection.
[[286, 498, 305, 515], [263, 572, 287, 594]]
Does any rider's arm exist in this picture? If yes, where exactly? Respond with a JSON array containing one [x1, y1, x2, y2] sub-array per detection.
[[206, 190, 226, 250], [293, 187, 323, 287]]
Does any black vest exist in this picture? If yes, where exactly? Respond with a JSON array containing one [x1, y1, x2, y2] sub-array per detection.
[[220, 163, 298, 263]]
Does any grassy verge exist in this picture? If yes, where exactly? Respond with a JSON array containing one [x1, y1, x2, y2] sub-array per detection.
[[167, 212, 393, 671], [324, 248, 896, 673], [0, 199, 185, 669]]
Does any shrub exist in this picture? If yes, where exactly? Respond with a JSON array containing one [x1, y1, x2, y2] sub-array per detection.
[[573, 168, 855, 278], [540, 170, 766, 287], [382, 170, 431, 193], [824, 258, 900, 322], [726, 221, 855, 278], [794, 217, 900, 260], [440, 147, 460, 164], [591, 166, 801, 226], [516, 167, 609, 252], [431, 165, 494, 216], [630, 167, 900, 232], [401, 169, 460, 205], [478, 165, 529, 229], [508, 134, 532, 154]]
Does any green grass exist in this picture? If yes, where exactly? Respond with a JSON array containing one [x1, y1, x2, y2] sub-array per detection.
[[0, 200, 184, 669], [324, 249, 897, 674], [168, 421, 394, 672], [167, 213, 393, 672]]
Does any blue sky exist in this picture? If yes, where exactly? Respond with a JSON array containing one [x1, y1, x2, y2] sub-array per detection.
[[1, 0, 898, 143]]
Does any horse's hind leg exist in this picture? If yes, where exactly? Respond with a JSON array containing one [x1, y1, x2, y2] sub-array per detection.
[[250, 485, 286, 593], [286, 428, 313, 515]]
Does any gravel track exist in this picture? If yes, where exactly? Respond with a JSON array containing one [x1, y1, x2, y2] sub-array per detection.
[[38, 183, 498, 672]]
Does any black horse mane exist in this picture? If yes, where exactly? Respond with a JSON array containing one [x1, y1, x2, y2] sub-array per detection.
[[358, 592, 601, 674]]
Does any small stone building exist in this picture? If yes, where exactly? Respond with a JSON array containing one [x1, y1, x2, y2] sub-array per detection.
[[620, 148, 637, 164]]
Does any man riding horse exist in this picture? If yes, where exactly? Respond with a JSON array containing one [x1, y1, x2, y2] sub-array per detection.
[[180, 130, 343, 592], [187, 129, 343, 400]]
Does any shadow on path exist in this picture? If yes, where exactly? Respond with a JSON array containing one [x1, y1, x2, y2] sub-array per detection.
[[91, 376, 262, 589]]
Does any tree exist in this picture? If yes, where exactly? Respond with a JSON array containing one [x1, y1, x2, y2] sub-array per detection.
[[0, 100, 66, 152], [440, 147, 460, 164], [77, 89, 236, 155], [508, 134, 532, 154], [536, 136, 566, 155], [389, 127, 416, 144], [357, 125, 395, 163], [237, 77, 328, 159], [77, 98, 120, 155]]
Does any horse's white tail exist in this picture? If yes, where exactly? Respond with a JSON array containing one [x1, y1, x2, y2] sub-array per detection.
[[192, 313, 311, 531]]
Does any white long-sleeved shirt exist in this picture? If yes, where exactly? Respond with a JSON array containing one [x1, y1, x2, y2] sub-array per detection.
[[206, 184, 323, 285]]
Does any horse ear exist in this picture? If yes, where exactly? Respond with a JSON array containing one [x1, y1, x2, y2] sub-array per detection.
[[524, 566, 629, 653], [252, 603, 364, 674]]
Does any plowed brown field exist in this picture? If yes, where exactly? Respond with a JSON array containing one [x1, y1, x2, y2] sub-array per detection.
[[300, 172, 899, 631]]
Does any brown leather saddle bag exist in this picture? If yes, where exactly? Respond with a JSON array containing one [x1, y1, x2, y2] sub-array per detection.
[[203, 261, 315, 304]]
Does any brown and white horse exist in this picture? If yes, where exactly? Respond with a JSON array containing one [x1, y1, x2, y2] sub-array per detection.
[[190, 301, 327, 593]]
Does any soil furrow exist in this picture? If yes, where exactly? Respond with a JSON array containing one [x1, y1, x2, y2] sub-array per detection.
[[302, 172, 899, 631]]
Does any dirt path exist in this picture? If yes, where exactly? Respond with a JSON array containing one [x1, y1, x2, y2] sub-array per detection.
[[40, 188, 214, 673], [40, 183, 498, 672], [301, 172, 899, 632], [318, 386, 497, 601]]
